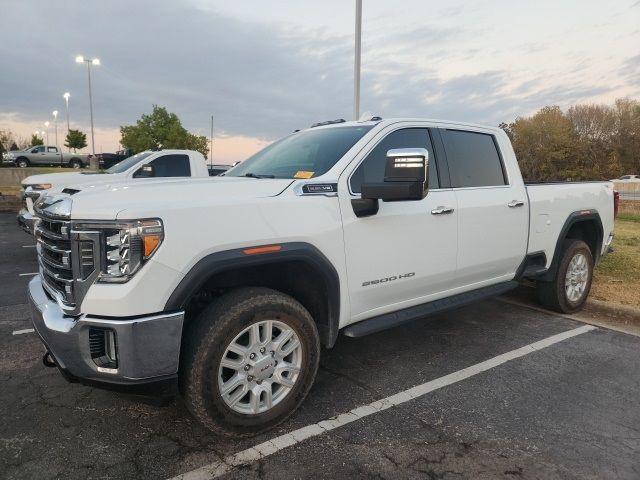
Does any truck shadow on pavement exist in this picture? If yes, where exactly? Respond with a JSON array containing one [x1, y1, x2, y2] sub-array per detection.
[[2, 297, 639, 479]]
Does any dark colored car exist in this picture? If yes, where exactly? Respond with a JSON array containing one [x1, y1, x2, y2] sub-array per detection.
[[96, 149, 134, 169], [208, 164, 231, 176]]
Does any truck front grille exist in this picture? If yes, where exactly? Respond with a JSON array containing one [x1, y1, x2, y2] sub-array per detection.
[[36, 217, 75, 307]]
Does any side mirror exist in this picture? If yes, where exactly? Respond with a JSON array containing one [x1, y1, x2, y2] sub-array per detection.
[[135, 164, 155, 178], [361, 148, 429, 202]]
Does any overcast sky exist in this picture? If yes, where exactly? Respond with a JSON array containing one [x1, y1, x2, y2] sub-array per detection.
[[1, 0, 639, 161]]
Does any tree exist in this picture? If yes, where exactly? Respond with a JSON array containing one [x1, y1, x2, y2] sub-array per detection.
[[501, 98, 640, 182], [507, 106, 580, 182], [0, 129, 15, 151], [30, 134, 44, 146], [10, 142, 18, 151], [65, 129, 88, 152], [612, 98, 640, 175], [567, 103, 616, 179], [120, 105, 209, 157]]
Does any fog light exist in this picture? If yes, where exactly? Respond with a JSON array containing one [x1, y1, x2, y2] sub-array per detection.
[[89, 328, 118, 369]]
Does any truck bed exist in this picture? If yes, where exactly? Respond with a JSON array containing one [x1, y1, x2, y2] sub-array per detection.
[[525, 182, 614, 268]]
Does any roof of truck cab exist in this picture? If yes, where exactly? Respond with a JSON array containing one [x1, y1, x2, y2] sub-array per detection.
[[307, 118, 501, 133]]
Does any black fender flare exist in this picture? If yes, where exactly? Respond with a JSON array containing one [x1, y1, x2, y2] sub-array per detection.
[[164, 242, 341, 347], [541, 209, 604, 282]]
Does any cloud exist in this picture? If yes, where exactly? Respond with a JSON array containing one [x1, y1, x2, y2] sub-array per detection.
[[0, 0, 355, 140], [621, 54, 640, 84], [0, 0, 636, 149]]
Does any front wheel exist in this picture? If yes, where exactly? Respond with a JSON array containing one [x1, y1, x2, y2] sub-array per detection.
[[180, 287, 320, 437], [16, 159, 29, 168], [536, 239, 593, 313]]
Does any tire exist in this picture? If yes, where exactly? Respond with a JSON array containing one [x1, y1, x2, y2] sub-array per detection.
[[69, 159, 82, 169], [180, 287, 320, 437], [536, 239, 593, 313], [16, 158, 29, 168]]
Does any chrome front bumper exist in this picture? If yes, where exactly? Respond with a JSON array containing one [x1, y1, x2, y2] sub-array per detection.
[[17, 208, 36, 235], [28, 276, 184, 388]]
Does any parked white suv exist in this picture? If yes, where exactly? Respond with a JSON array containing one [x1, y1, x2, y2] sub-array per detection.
[[28, 117, 614, 436]]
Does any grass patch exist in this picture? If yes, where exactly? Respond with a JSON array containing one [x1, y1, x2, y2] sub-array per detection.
[[592, 218, 640, 307], [617, 212, 640, 223], [0, 186, 21, 196]]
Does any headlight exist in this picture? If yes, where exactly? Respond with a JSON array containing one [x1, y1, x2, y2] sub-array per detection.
[[74, 218, 164, 283], [24, 183, 52, 191]]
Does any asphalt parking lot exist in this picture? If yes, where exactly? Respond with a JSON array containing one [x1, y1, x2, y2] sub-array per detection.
[[1, 212, 639, 480]]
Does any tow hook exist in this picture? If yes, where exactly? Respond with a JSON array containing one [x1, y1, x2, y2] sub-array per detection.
[[42, 351, 57, 368]]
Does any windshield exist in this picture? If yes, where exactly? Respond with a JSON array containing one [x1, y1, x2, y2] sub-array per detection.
[[106, 151, 154, 174], [226, 126, 373, 179]]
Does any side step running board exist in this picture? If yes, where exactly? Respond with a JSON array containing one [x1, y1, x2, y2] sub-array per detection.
[[343, 281, 519, 338]]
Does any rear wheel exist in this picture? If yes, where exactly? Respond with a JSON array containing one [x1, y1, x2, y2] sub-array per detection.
[[69, 159, 82, 169], [180, 287, 320, 437], [536, 239, 593, 313], [16, 158, 29, 168]]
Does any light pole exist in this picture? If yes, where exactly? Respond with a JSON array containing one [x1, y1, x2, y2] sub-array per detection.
[[210, 115, 214, 164], [353, 0, 362, 120], [44, 121, 50, 146], [75, 56, 100, 155], [63, 92, 70, 131], [52, 110, 58, 148]]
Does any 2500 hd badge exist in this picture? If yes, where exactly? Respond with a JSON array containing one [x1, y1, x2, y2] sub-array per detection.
[[362, 272, 415, 287]]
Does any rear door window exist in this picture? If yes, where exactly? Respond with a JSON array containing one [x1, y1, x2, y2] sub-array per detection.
[[442, 130, 506, 188], [149, 154, 191, 177]]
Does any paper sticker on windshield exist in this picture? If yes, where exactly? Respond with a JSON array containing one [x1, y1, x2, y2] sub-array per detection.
[[294, 171, 315, 179]]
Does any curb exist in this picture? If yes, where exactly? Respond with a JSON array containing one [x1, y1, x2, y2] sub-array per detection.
[[585, 299, 640, 322]]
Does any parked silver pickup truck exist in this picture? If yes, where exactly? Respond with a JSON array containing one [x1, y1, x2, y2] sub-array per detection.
[[2, 145, 91, 168]]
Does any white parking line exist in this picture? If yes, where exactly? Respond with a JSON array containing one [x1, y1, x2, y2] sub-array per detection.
[[22, 245, 36, 248], [170, 324, 597, 480], [18, 272, 38, 277], [12, 328, 35, 336]]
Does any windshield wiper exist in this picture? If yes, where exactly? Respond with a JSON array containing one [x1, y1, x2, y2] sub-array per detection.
[[244, 172, 275, 179]]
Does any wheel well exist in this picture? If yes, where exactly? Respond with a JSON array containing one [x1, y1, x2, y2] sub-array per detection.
[[182, 260, 335, 347], [16, 156, 29, 163], [564, 219, 601, 260], [541, 213, 604, 282]]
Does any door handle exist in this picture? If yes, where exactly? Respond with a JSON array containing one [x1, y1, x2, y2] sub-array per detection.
[[431, 206, 454, 215], [508, 200, 525, 208]]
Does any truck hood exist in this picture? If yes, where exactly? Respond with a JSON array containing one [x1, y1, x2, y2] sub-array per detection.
[[22, 171, 114, 187], [65, 176, 295, 219]]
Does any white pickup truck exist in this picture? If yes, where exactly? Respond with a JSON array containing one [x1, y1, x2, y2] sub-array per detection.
[[28, 117, 614, 437], [18, 150, 212, 233]]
